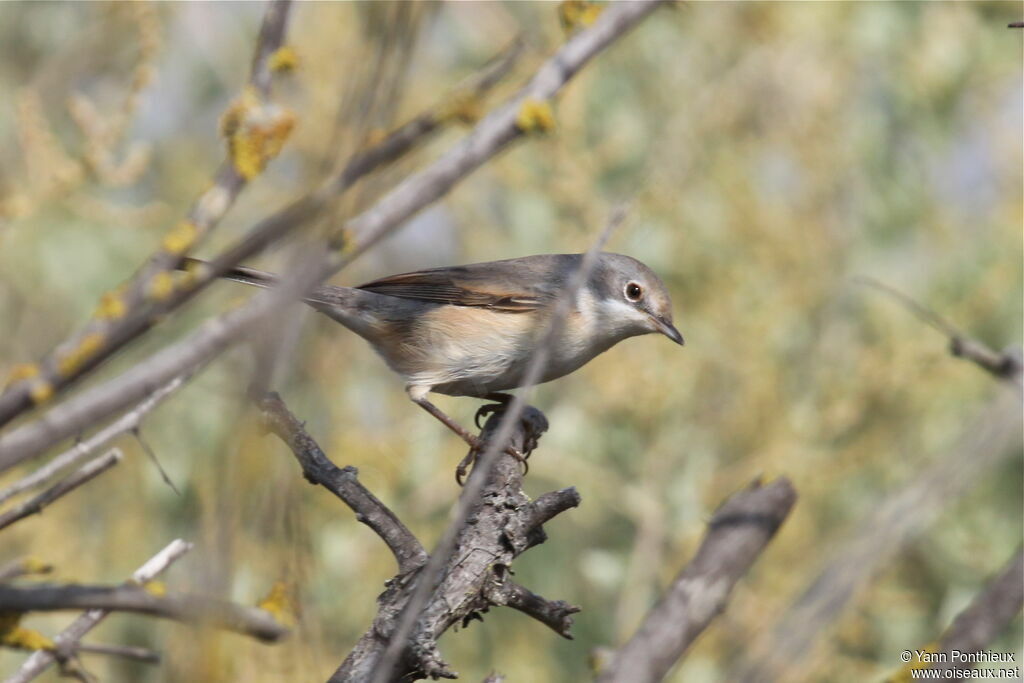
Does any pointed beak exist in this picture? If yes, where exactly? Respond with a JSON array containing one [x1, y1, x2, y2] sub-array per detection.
[[651, 315, 685, 346]]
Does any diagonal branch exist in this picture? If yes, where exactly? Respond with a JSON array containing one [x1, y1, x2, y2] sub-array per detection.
[[0, 450, 122, 532], [596, 478, 798, 683], [258, 392, 427, 575]]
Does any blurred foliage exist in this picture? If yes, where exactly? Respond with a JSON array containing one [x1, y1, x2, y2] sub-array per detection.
[[0, 2, 1021, 682]]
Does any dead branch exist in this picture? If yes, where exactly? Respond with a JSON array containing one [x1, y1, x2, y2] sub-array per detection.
[[0, 0, 660, 472], [259, 392, 427, 575], [0, 450, 122, 532], [596, 478, 798, 683], [259, 390, 581, 682], [9, 539, 190, 683], [927, 548, 1024, 678], [333, 403, 580, 682]]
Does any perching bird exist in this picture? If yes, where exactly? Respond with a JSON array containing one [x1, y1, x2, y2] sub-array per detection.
[[188, 253, 683, 479]]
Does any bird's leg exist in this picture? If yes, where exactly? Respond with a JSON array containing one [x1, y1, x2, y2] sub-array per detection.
[[474, 392, 514, 429], [412, 396, 484, 451], [408, 390, 526, 486]]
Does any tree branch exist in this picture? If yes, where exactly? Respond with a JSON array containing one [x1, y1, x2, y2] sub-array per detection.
[[330, 403, 581, 682], [0, 583, 287, 642], [0, 450, 122, 532], [258, 392, 427, 575], [9, 539, 190, 683], [596, 478, 798, 683], [483, 578, 580, 640]]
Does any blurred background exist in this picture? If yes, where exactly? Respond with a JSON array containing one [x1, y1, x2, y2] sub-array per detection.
[[0, 2, 1021, 681]]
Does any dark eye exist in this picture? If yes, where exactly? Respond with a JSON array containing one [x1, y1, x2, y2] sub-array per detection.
[[625, 282, 643, 302]]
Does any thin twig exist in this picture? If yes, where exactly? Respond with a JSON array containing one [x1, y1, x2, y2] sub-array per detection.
[[855, 276, 1023, 392], [0, 450, 122, 532], [8, 539, 191, 683], [0, 584, 287, 642], [259, 392, 427, 575], [596, 478, 798, 683]]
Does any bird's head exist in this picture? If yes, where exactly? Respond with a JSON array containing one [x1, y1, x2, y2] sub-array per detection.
[[589, 253, 684, 346]]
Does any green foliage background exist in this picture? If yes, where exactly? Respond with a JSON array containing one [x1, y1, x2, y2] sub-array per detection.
[[0, 2, 1020, 681]]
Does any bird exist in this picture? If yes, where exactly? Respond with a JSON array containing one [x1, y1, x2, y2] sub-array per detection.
[[186, 253, 683, 481]]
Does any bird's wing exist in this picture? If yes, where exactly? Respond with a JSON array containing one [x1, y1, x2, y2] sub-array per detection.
[[355, 255, 576, 313]]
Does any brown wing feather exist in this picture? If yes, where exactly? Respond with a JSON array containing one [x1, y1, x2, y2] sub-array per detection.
[[355, 259, 568, 313]]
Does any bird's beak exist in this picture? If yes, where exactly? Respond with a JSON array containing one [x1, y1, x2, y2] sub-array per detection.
[[650, 315, 685, 346]]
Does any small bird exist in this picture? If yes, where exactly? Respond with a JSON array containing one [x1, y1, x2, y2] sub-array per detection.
[[189, 253, 683, 479]]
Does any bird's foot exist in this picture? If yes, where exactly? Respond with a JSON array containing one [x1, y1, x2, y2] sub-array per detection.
[[455, 439, 528, 486]]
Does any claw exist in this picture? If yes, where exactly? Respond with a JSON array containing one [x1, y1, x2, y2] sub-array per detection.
[[474, 402, 504, 429]]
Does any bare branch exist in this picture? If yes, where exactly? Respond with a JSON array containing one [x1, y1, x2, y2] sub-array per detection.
[[0, 376, 185, 506], [0, 450, 122, 532], [483, 578, 580, 640], [856, 277, 1023, 392], [331, 404, 581, 682], [928, 548, 1024, 677], [9, 539, 191, 683], [0, 583, 287, 642], [596, 478, 798, 683], [259, 392, 427, 575]]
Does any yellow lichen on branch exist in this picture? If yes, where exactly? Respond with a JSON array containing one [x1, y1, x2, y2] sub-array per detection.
[[147, 271, 175, 302], [0, 613, 55, 652], [220, 88, 296, 181], [268, 46, 299, 73], [56, 332, 106, 377], [161, 220, 198, 255], [559, 0, 604, 36], [516, 99, 556, 134], [93, 289, 128, 320], [257, 581, 296, 627]]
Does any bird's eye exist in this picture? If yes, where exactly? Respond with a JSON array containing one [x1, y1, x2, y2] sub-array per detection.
[[625, 282, 643, 302]]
